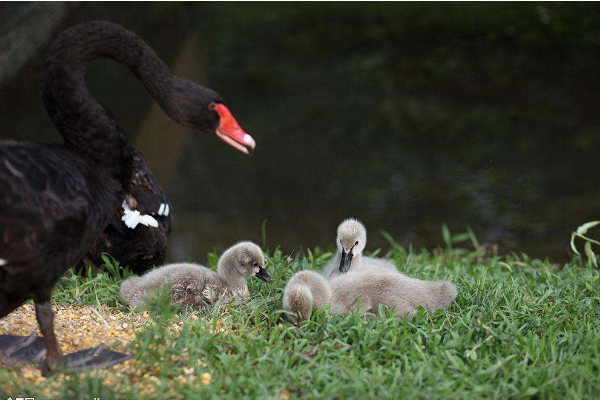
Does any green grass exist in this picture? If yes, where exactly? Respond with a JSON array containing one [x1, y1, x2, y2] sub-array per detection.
[[1, 240, 599, 399]]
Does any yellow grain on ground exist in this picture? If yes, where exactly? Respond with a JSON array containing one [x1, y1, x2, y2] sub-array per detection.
[[0, 303, 151, 393], [0, 303, 149, 353], [0, 303, 226, 397]]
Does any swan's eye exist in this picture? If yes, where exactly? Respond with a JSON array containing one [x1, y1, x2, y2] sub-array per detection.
[[253, 262, 259, 267], [208, 102, 217, 110], [355, 241, 359, 245]]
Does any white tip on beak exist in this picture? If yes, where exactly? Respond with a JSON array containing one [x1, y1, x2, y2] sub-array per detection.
[[243, 134, 256, 149], [122, 206, 159, 229]]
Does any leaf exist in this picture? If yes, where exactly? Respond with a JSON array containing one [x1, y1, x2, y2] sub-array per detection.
[[498, 261, 512, 272], [451, 233, 470, 244], [101, 254, 111, 266], [570, 233, 580, 255], [380, 230, 400, 248], [442, 224, 452, 247], [525, 387, 539, 396], [576, 221, 600, 235], [466, 225, 481, 250], [207, 252, 220, 268], [261, 219, 268, 249], [584, 242, 598, 268]]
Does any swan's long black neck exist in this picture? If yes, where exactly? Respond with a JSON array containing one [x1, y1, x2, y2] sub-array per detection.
[[41, 21, 174, 186]]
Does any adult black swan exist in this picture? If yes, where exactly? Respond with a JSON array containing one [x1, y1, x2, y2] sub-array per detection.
[[0, 21, 255, 374]]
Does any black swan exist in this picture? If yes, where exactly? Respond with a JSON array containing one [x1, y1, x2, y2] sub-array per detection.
[[82, 148, 173, 274], [0, 20, 255, 374]]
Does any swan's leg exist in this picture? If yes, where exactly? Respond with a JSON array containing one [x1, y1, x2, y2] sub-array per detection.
[[0, 293, 47, 366], [35, 300, 65, 375], [35, 300, 132, 374], [0, 333, 47, 365]]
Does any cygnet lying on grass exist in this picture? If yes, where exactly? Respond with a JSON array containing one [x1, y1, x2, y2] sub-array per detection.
[[283, 267, 456, 324], [321, 218, 397, 280], [282, 270, 332, 324], [328, 268, 457, 319], [120, 241, 271, 310]]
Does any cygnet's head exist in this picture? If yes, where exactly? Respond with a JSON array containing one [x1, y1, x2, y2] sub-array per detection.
[[336, 218, 367, 273], [223, 241, 271, 282]]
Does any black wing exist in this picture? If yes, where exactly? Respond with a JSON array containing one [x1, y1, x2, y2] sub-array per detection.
[[0, 142, 94, 274]]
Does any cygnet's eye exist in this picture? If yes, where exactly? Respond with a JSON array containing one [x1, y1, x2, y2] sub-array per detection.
[[253, 262, 259, 267], [355, 241, 359, 245]]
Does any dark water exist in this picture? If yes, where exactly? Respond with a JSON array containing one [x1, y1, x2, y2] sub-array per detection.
[[1, 3, 599, 263]]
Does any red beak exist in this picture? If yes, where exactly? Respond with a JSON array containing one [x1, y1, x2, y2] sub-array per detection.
[[214, 103, 256, 154]]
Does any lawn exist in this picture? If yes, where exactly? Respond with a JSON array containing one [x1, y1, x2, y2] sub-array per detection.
[[1, 238, 599, 399]]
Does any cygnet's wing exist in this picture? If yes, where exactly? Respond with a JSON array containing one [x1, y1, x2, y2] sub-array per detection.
[[170, 266, 227, 309]]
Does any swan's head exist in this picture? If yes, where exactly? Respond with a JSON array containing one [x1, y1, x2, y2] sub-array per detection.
[[336, 218, 367, 273], [226, 241, 271, 283], [166, 79, 256, 154]]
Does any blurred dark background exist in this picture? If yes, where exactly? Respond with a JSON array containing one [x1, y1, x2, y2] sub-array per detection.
[[1, 2, 599, 263]]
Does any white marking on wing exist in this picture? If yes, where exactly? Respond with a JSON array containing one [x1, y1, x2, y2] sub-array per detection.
[[0, 259, 6, 267], [139, 214, 159, 228], [158, 203, 165, 215], [164, 204, 170, 216], [122, 199, 158, 229]]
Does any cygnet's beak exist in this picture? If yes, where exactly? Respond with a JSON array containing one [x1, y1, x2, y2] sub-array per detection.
[[339, 248, 353, 273], [255, 267, 272, 283], [339, 241, 358, 273]]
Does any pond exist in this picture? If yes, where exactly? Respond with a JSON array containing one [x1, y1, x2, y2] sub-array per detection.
[[1, 3, 599, 263]]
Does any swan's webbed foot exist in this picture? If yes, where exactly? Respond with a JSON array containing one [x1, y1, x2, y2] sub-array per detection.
[[40, 345, 132, 373], [0, 333, 47, 365]]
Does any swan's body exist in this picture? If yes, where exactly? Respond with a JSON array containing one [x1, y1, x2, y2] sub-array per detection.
[[120, 242, 271, 309], [0, 21, 254, 374], [0, 140, 123, 310], [328, 269, 457, 318], [283, 268, 456, 324]]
